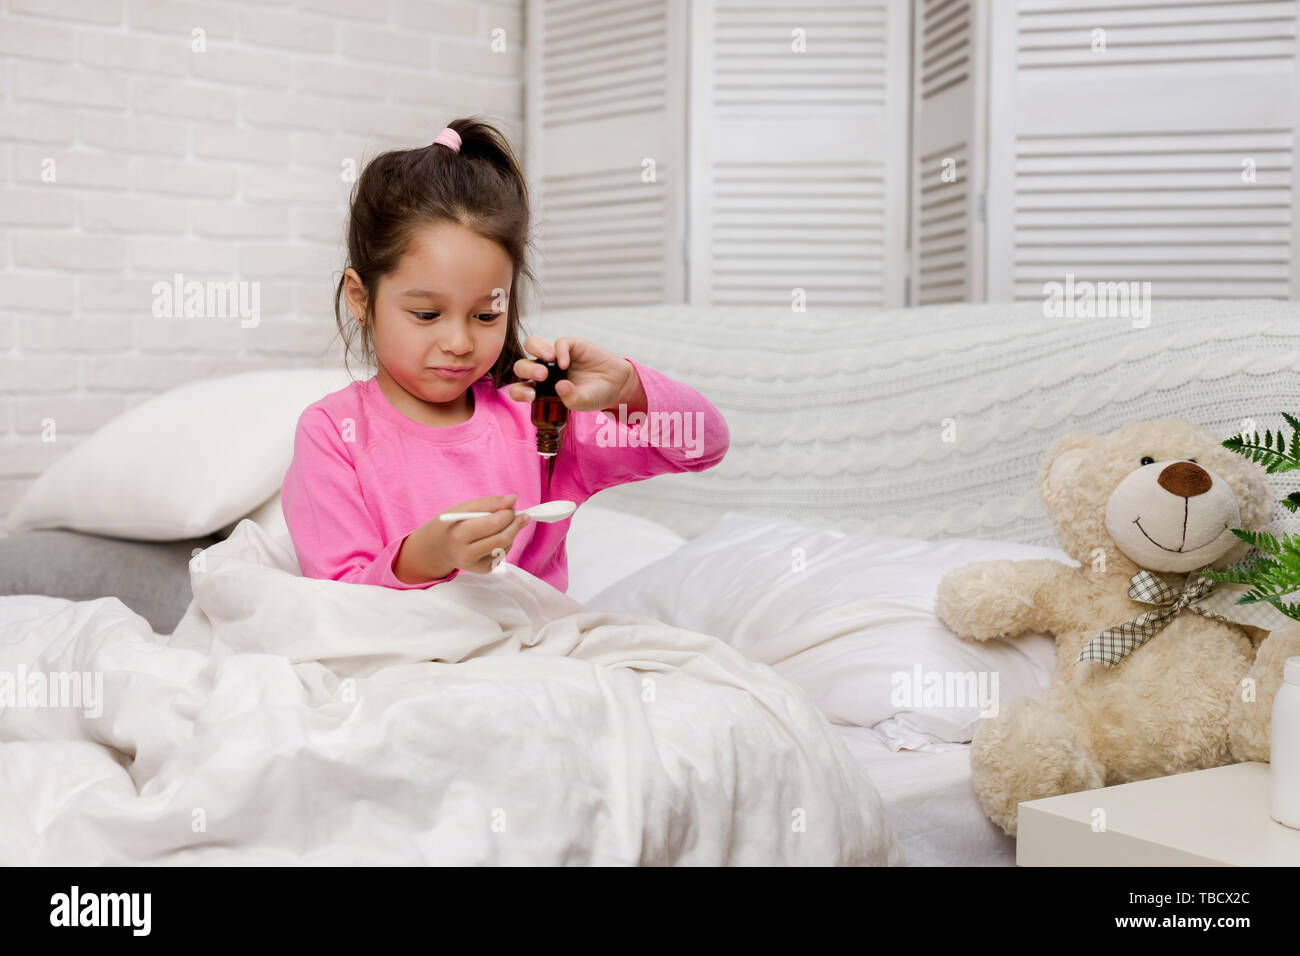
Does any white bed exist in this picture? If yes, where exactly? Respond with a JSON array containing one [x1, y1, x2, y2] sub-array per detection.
[[567, 505, 1063, 867], [0, 514, 904, 866], [836, 728, 1015, 867], [6, 299, 1300, 865]]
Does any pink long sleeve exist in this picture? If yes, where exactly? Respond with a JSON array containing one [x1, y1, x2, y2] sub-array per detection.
[[567, 357, 730, 496], [282, 406, 460, 589]]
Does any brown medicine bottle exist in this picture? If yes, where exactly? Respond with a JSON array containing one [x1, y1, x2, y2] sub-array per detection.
[[531, 359, 568, 457]]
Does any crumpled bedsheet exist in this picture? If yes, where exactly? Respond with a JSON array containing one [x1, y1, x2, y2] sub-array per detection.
[[0, 519, 904, 865]]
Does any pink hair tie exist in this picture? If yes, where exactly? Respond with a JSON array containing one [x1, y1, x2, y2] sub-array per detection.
[[432, 127, 461, 153]]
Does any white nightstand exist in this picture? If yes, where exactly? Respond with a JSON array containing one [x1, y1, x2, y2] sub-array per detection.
[[1017, 762, 1300, 866]]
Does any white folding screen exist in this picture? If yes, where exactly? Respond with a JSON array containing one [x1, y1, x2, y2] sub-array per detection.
[[527, 0, 1300, 311], [985, 0, 1300, 301], [910, 0, 988, 304], [688, 0, 911, 307], [524, 0, 689, 310]]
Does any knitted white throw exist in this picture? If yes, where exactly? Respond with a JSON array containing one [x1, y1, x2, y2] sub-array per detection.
[[523, 299, 1300, 546]]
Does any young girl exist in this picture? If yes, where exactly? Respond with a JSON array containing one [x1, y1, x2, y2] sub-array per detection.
[[282, 117, 730, 592]]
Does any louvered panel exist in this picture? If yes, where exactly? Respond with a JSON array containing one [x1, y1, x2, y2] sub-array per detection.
[[711, 0, 890, 110], [1009, 129, 1295, 300], [536, 166, 672, 307], [692, 0, 907, 306], [1016, 0, 1298, 72], [920, 0, 971, 100], [986, 0, 1300, 301], [541, 0, 669, 127], [910, 0, 982, 305], [708, 160, 886, 307], [916, 142, 971, 304], [528, 0, 686, 309]]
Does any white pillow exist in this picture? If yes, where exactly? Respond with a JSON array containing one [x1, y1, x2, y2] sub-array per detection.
[[5, 368, 354, 541], [585, 512, 1066, 751], [564, 503, 687, 604], [220, 489, 290, 541]]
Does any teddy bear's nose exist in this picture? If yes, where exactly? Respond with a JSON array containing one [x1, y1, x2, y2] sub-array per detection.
[[1157, 461, 1212, 498]]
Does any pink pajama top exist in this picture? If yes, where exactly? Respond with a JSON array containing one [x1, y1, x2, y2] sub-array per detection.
[[281, 358, 729, 592]]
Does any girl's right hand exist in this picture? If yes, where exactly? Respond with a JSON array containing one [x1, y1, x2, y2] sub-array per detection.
[[429, 494, 530, 575]]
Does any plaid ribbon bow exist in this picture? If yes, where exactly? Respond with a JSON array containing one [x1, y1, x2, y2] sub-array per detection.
[[1076, 568, 1281, 668]]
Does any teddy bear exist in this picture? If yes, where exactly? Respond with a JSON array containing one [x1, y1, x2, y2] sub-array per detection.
[[935, 419, 1300, 836]]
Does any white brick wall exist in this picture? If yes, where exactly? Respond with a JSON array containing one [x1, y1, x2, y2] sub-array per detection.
[[0, 0, 526, 519]]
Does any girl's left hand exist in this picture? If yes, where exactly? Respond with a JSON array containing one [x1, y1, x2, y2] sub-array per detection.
[[509, 336, 633, 412]]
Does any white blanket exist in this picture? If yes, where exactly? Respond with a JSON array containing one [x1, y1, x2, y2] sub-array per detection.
[[0, 520, 903, 865]]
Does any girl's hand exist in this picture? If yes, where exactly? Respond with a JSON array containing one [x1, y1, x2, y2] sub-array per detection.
[[403, 494, 529, 580], [508, 336, 634, 413]]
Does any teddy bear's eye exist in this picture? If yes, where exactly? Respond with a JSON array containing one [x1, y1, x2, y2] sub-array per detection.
[[1140, 456, 1155, 466]]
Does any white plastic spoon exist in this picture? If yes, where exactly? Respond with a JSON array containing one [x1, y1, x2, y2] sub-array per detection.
[[438, 499, 577, 524]]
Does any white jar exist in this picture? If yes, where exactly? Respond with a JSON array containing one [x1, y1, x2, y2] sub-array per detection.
[[1271, 656, 1300, 829]]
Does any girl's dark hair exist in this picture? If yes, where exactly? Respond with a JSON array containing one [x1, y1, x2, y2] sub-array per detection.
[[333, 116, 535, 389]]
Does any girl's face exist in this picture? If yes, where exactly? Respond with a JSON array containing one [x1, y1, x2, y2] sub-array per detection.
[[346, 221, 512, 418]]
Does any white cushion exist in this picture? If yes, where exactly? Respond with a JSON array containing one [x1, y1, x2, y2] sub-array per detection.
[[585, 512, 1064, 750], [564, 503, 687, 604], [220, 489, 290, 541], [5, 368, 354, 541]]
